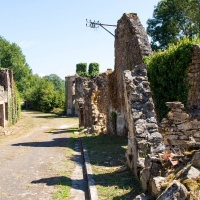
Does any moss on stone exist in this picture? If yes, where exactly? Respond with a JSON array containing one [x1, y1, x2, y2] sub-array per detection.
[[182, 179, 198, 192], [184, 150, 200, 157]]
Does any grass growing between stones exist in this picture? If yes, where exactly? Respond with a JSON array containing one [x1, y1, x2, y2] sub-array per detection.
[[80, 132, 143, 200], [52, 130, 76, 200]]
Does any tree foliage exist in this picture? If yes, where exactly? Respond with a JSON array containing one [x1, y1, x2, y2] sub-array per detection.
[[0, 36, 65, 113], [88, 62, 99, 78], [26, 77, 65, 113], [43, 74, 65, 91], [76, 62, 100, 78], [147, 0, 200, 50], [144, 37, 200, 121], [76, 63, 88, 77], [0, 36, 32, 96]]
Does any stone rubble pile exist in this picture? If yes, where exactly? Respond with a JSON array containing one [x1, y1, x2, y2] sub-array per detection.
[[160, 102, 200, 151]]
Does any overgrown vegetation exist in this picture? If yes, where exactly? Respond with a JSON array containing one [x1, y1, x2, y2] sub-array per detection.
[[147, 0, 200, 50], [76, 62, 99, 78], [88, 62, 99, 78], [9, 85, 21, 126], [79, 132, 143, 199], [25, 74, 65, 113], [144, 37, 200, 121], [0, 36, 32, 97], [0, 36, 65, 114], [76, 63, 88, 77]]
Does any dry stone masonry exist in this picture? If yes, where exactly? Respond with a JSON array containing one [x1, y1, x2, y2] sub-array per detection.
[[124, 65, 165, 187], [65, 75, 78, 116], [65, 13, 200, 199], [75, 71, 111, 132], [187, 44, 200, 108], [0, 69, 15, 127]]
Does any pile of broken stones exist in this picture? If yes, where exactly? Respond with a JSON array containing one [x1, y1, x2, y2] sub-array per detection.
[[134, 136, 200, 199]]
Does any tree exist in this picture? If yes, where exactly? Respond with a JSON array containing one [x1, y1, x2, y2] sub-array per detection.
[[25, 75, 65, 112], [147, 0, 200, 50], [0, 36, 32, 96], [43, 74, 65, 91], [27, 79, 57, 112], [0, 36, 65, 113]]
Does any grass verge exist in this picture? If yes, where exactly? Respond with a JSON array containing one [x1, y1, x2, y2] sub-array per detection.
[[52, 128, 77, 199], [79, 132, 143, 200]]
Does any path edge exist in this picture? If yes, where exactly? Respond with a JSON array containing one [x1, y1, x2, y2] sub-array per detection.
[[80, 139, 98, 200]]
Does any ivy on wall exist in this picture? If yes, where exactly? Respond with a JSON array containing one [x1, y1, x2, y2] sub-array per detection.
[[76, 63, 88, 77], [143, 37, 200, 121], [88, 62, 99, 78], [8, 83, 20, 126], [76, 62, 100, 78]]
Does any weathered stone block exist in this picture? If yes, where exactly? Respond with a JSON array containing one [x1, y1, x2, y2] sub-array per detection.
[[186, 166, 200, 179], [151, 176, 167, 196], [166, 102, 184, 110], [192, 152, 200, 168], [157, 180, 188, 200], [133, 193, 147, 200], [137, 158, 145, 168], [148, 132, 163, 141], [194, 131, 200, 137], [140, 168, 150, 191], [179, 135, 188, 140]]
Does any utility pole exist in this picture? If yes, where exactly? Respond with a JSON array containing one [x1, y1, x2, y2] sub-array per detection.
[[86, 19, 117, 37]]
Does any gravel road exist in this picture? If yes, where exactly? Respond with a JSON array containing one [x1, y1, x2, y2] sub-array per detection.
[[0, 111, 78, 200]]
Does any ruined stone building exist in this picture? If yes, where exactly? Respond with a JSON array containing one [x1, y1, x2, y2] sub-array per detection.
[[65, 75, 78, 116], [66, 13, 200, 198], [0, 69, 15, 127]]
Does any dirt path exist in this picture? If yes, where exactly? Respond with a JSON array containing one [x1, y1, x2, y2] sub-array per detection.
[[0, 111, 78, 200]]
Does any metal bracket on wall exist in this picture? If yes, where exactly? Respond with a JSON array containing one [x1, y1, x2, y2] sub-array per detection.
[[86, 19, 116, 37]]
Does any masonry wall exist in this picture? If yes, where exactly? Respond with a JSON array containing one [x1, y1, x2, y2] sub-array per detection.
[[160, 45, 200, 151], [74, 14, 163, 184], [107, 13, 152, 136], [187, 44, 200, 108], [65, 75, 78, 116], [75, 71, 111, 131], [0, 69, 14, 127]]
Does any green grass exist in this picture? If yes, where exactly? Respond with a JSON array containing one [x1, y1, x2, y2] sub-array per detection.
[[52, 130, 76, 199], [80, 133, 143, 200]]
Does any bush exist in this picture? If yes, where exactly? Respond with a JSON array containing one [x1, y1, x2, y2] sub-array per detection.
[[76, 63, 88, 77], [88, 62, 99, 78], [144, 37, 200, 121]]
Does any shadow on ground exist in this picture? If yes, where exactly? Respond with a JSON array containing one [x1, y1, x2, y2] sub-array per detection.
[[31, 176, 69, 186], [12, 137, 69, 147], [34, 115, 78, 119], [46, 128, 78, 134], [13, 126, 144, 199]]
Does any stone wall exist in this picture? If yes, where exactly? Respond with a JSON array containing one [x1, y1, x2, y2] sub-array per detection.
[[160, 102, 197, 150], [187, 44, 200, 108], [107, 13, 152, 136], [0, 69, 14, 127], [73, 13, 164, 191], [65, 75, 78, 116], [124, 65, 165, 191], [75, 71, 111, 131], [159, 45, 200, 151], [71, 13, 200, 197]]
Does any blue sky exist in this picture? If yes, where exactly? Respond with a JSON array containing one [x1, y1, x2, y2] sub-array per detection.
[[0, 0, 160, 79]]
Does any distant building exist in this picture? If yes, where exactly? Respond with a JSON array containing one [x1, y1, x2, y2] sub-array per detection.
[[65, 75, 78, 116]]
